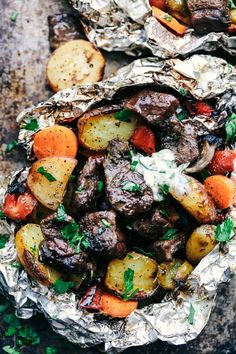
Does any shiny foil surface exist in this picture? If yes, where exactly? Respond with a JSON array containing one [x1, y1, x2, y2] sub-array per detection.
[[0, 55, 236, 351], [70, 0, 236, 58]]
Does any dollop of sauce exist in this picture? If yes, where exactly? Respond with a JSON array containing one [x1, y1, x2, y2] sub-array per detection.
[[134, 149, 190, 201]]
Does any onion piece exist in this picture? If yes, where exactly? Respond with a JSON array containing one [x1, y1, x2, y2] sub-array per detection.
[[185, 141, 216, 174]]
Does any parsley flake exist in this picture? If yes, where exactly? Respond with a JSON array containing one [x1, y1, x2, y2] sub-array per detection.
[[0, 234, 9, 249], [133, 247, 155, 258], [215, 216, 234, 243], [114, 109, 133, 122], [97, 180, 104, 193], [121, 180, 143, 194], [225, 113, 236, 142], [37, 167, 56, 182], [160, 184, 169, 195], [123, 268, 139, 301], [30, 243, 37, 257], [159, 208, 169, 218], [61, 222, 89, 253], [56, 204, 66, 222], [101, 219, 111, 228], [188, 303, 195, 325], [130, 160, 138, 172], [3, 346, 20, 354], [45, 347, 58, 354], [77, 185, 83, 192], [6, 140, 18, 153], [178, 87, 186, 95], [22, 118, 39, 131], [0, 210, 6, 219], [52, 278, 75, 294], [160, 228, 179, 240], [0, 302, 9, 314], [177, 110, 187, 121], [10, 11, 18, 22], [69, 174, 75, 182], [164, 14, 173, 21]]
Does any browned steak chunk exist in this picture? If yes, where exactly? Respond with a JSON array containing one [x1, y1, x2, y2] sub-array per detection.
[[149, 233, 186, 262]]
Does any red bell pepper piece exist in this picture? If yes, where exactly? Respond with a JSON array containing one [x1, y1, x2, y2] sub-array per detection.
[[130, 125, 156, 156], [80, 285, 102, 312], [208, 150, 236, 175], [3, 192, 37, 220], [186, 101, 213, 117]]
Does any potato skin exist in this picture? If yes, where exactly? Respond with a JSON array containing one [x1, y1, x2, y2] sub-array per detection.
[[157, 259, 193, 290], [105, 252, 159, 299], [15, 224, 60, 286], [186, 225, 217, 264]]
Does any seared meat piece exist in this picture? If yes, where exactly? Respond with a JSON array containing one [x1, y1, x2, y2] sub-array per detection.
[[104, 140, 154, 216], [187, 0, 230, 33], [72, 157, 104, 212], [149, 233, 186, 262], [160, 116, 199, 164], [132, 209, 173, 241], [40, 212, 74, 240], [39, 237, 95, 274], [125, 90, 179, 126], [48, 14, 84, 51], [80, 211, 127, 259]]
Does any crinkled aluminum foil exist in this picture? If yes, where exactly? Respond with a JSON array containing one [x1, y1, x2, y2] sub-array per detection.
[[69, 0, 236, 58], [0, 55, 236, 351]]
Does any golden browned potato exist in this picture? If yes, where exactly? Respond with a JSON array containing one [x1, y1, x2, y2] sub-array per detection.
[[15, 224, 60, 286], [157, 259, 193, 290], [27, 156, 77, 210], [78, 110, 137, 151], [105, 252, 159, 299], [46, 39, 105, 92], [170, 176, 217, 223], [186, 225, 217, 264]]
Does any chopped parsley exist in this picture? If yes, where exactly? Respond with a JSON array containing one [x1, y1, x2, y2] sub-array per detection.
[[69, 174, 75, 182], [130, 160, 138, 172], [160, 184, 169, 195], [101, 219, 111, 228], [30, 243, 37, 257], [0, 302, 9, 314], [229, 0, 236, 9], [127, 254, 134, 259], [37, 167, 56, 182], [45, 347, 58, 354], [56, 204, 66, 222], [123, 268, 139, 301], [133, 247, 155, 258], [159, 208, 169, 218], [0, 210, 6, 219], [97, 180, 104, 193], [10, 262, 22, 269], [188, 303, 195, 325], [77, 185, 83, 192], [178, 87, 186, 95], [225, 113, 236, 142], [160, 228, 179, 240], [164, 14, 173, 22], [17, 326, 40, 346], [22, 118, 39, 131], [114, 109, 133, 122], [121, 180, 143, 194], [6, 140, 18, 153], [3, 346, 20, 354], [177, 110, 187, 121], [61, 222, 89, 253], [215, 216, 234, 243], [0, 234, 9, 249], [10, 11, 18, 22], [52, 278, 75, 294]]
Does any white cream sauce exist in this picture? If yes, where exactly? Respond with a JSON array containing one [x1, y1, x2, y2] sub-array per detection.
[[134, 149, 190, 201]]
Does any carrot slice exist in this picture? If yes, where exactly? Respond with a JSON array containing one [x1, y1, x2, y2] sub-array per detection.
[[204, 175, 236, 209], [33, 125, 78, 159], [101, 293, 138, 318], [152, 6, 188, 35]]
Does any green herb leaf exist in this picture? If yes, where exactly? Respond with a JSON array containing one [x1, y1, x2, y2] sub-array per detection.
[[61, 222, 89, 253], [22, 118, 39, 131], [52, 278, 75, 294], [45, 347, 58, 354], [17, 326, 40, 345], [225, 113, 236, 142], [3, 313, 21, 329], [121, 180, 143, 194], [178, 87, 186, 95], [69, 174, 75, 182], [164, 14, 173, 21], [132, 247, 155, 258], [101, 219, 111, 228], [97, 180, 104, 193], [6, 140, 18, 153], [159, 208, 169, 218], [160, 228, 179, 240], [0, 210, 6, 219], [188, 303, 195, 325], [3, 346, 20, 354], [127, 254, 134, 259], [77, 185, 83, 192], [5, 325, 17, 337], [0, 302, 9, 314], [10, 11, 18, 22], [114, 109, 133, 122], [229, 0, 236, 9], [177, 110, 187, 121], [215, 216, 234, 243], [56, 204, 66, 222], [130, 160, 138, 172], [37, 166, 56, 182], [0, 234, 9, 249], [10, 262, 22, 269], [30, 243, 37, 257], [160, 184, 169, 195], [123, 268, 139, 301]]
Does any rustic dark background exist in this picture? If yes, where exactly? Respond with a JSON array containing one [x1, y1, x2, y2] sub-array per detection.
[[0, 0, 236, 353]]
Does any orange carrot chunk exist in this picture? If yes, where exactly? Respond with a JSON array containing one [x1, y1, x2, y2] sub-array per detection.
[[33, 125, 78, 159], [152, 6, 188, 35], [204, 175, 236, 209], [101, 293, 138, 318]]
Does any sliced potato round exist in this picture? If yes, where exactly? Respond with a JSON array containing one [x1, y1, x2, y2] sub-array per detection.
[[46, 39, 105, 92], [15, 224, 60, 286], [78, 111, 137, 151], [170, 175, 217, 224], [27, 156, 77, 210], [157, 259, 193, 290], [105, 252, 159, 299], [186, 224, 217, 264]]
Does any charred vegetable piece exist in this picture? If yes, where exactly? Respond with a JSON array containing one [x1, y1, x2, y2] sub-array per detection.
[[104, 140, 154, 216], [170, 175, 217, 223], [80, 284, 102, 311], [3, 192, 37, 221], [105, 252, 159, 299], [101, 293, 138, 318], [78, 105, 137, 151], [152, 7, 188, 35], [157, 259, 193, 290], [208, 150, 236, 175], [150, 0, 167, 10], [204, 175, 236, 209], [15, 224, 60, 286], [130, 125, 156, 156], [149, 232, 186, 262], [33, 125, 78, 159], [186, 225, 217, 264], [166, 0, 188, 14], [27, 156, 77, 210], [125, 90, 179, 126]]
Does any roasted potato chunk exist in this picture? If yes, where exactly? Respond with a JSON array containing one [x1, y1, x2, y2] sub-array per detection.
[[27, 156, 77, 210], [15, 224, 60, 286], [186, 225, 217, 264], [105, 252, 159, 299], [170, 176, 217, 223], [157, 259, 193, 290]]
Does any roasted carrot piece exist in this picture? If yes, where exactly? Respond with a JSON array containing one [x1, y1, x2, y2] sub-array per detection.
[[101, 293, 138, 318], [33, 125, 78, 159], [204, 175, 236, 209], [152, 6, 188, 35]]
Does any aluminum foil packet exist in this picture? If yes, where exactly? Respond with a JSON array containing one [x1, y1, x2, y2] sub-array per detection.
[[69, 0, 236, 58], [1, 55, 236, 352]]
